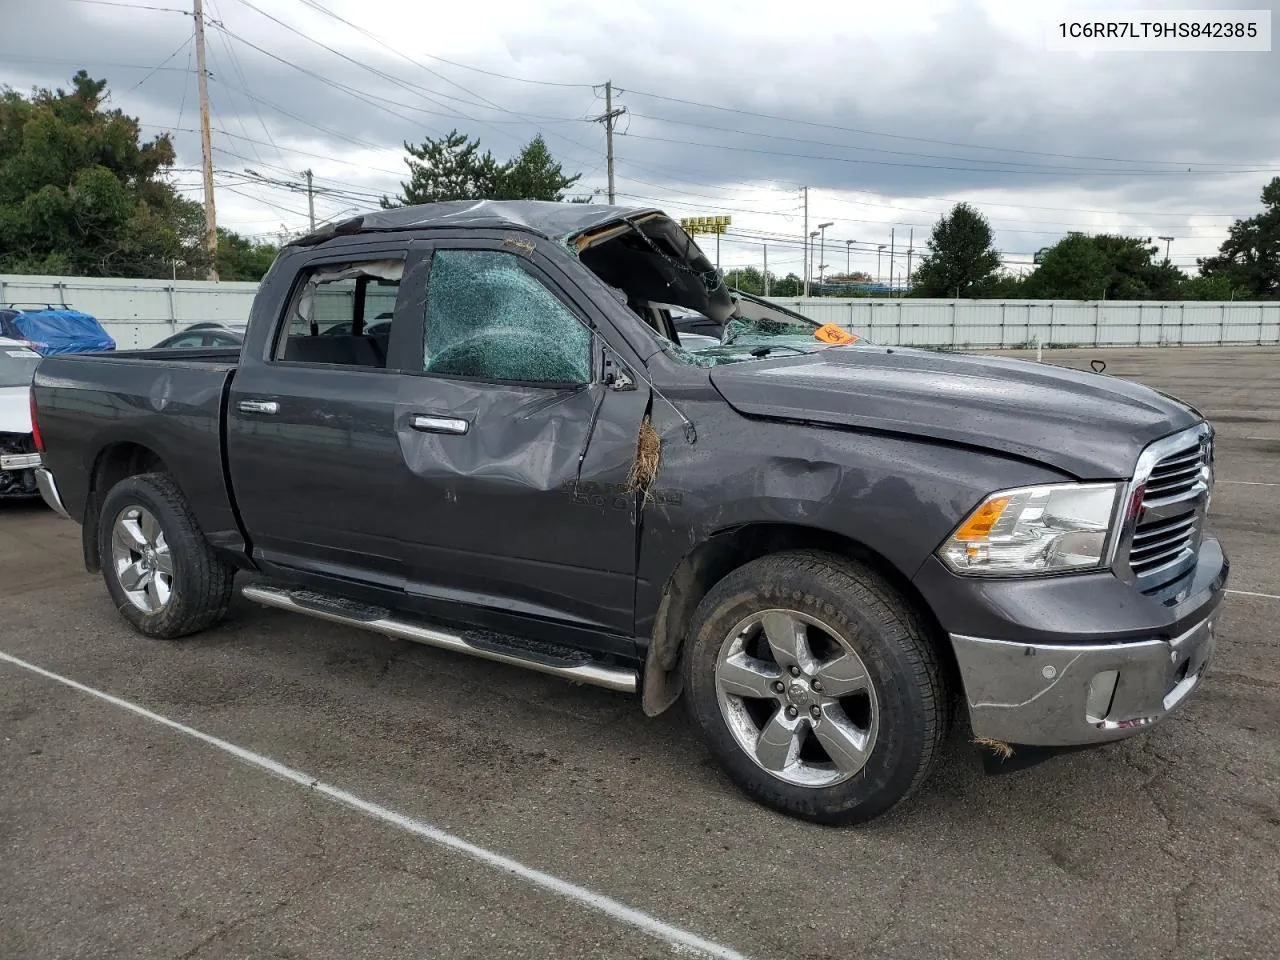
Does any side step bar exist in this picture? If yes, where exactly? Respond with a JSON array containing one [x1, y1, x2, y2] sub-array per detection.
[[241, 584, 638, 694]]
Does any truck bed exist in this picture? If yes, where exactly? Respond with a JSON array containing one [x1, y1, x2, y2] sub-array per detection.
[[97, 346, 242, 367], [32, 348, 245, 557]]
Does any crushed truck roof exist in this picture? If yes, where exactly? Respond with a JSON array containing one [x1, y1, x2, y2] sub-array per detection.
[[291, 200, 664, 247]]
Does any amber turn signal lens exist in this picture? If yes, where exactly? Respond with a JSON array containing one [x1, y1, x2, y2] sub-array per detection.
[[951, 497, 1011, 542]]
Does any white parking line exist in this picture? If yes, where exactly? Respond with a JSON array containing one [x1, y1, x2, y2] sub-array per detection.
[[0, 650, 748, 960], [1217, 480, 1280, 487], [1228, 589, 1280, 601]]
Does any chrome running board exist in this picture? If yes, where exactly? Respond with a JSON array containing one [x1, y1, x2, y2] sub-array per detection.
[[241, 583, 638, 694]]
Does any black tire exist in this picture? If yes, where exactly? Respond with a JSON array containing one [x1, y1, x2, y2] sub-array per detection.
[[683, 550, 949, 825], [97, 472, 234, 639]]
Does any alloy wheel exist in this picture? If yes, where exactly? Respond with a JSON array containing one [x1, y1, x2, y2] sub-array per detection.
[[714, 609, 879, 787]]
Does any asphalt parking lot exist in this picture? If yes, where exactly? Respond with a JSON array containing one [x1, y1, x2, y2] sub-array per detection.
[[2, 346, 1277, 960]]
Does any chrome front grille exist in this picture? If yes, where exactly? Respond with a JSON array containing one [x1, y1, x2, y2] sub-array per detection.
[[1115, 424, 1213, 589]]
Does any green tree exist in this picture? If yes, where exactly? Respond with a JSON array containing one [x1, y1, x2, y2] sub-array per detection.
[[1023, 233, 1111, 299], [988, 273, 1030, 298], [215, 229, 278, 281], [385, 129, 582, 206], [1198, 177, 1280, 299], [383, 129, 506, 207], [1024, 233, 1185, 300], [1178, 274, 1243, 301], [770, 273, 804, 297], [0, 71, 207, 277], [722, 265, 769, 295], [493, 134, 580, 201], [910, 202, 1003, 297]]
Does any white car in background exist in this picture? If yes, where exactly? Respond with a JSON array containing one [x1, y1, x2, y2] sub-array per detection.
[[0, 336, 43, 500]]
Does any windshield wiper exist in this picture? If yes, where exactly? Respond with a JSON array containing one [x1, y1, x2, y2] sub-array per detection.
[[748, 344, 809, 358]]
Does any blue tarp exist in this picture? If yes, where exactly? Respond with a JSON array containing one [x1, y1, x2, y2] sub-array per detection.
[[0, 308, 115, 356]]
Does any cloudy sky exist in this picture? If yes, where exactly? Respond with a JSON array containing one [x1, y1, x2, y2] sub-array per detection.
[[3, 0, 1278, 279]]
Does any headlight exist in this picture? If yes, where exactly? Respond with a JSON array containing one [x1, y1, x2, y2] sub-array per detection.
[[938, 483, 1121, 576]]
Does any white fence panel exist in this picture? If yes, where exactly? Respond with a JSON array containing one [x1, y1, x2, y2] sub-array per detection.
[[2, 276, 1278, 349], [0, 274, 258, 349]]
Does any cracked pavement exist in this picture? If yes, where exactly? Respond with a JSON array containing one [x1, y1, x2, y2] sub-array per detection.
[[2, 347, 1278, 960]]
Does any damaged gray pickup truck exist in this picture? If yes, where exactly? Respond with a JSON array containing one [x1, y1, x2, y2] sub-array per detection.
[[31, 201, 1227, 824]]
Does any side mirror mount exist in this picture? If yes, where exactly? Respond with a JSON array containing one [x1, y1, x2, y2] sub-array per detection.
[[602, 349, 635, 391]]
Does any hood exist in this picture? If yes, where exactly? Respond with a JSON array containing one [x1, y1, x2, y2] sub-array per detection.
[[708, 347, 1200, 479], [0, 386, 32, 434]]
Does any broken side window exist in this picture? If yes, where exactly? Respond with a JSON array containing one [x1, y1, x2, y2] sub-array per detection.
[[275, 258, 404, 368], [423, 249, 591, 385]]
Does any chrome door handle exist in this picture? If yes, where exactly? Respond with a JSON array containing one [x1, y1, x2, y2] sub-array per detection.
[[410, 414, 469, 435], [238, 399, 279, 415]]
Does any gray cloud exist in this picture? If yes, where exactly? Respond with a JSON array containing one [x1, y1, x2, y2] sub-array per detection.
[[2, 0, 1276, 269]]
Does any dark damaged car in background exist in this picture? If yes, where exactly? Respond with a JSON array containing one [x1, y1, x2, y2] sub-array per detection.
[[29, 201, 1227, 824]]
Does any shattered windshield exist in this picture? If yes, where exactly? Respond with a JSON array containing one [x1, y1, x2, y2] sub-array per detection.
[[568, 216, 867, 367], [668, 305, 867, 367]]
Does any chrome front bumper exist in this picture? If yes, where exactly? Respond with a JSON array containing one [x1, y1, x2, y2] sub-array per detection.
[[952, 613, 1218, 747], [35, 467, 71, 519]]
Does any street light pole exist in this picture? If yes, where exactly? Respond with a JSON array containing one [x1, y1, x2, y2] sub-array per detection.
[[808, 231, 818, 295], [846, 239, 852, 279], [818, 222, 832, 291], [1158, 235, 1174, 262], [889, 228, 896, 296], [877, 245, 886, 286]]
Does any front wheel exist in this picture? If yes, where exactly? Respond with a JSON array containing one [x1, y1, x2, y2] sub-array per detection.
[[97, 472, 235, 639], [683, 550, 950, 825]]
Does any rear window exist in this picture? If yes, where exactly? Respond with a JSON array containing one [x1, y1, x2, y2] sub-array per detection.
[[0, 347, 39, 387]]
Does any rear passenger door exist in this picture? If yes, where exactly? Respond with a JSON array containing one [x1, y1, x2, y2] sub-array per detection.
[[226, 248, 417, 588], [392, 238, 649, 649]]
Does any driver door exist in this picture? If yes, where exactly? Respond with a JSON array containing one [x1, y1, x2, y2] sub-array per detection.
[[392, 238, 649, 653]]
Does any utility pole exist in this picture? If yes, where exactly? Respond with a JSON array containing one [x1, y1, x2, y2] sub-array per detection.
[[889, 228, 896, 297], [845, 239, 852, 279], [802, 186, 810, 296], [591, 81, 625, 204], [194, 0, 218, 280], [763, 244, 769, 297], [1158, 235, 1174, 262], [906, 228, 914, 293], [877, 244, 886, 286], [304, 169, 316, 231]]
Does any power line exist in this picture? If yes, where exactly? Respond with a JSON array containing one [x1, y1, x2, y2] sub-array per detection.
[[204, 71, 385, 151], [140, 121, 407, 178], [608, 160, 1244, 226], [217, 183, 317, 218], [284, 0, 604, 165], [617, 131, 1278, 178], [623, 110, 1265, 175], [232, 0, 585, 123], [66, 0, 189, 12], [174, 31, 195, 130], [207, 0, 287, 173], [292, 0, 594, 89], [210, 12, 599, 178], [3, 55, 190, 71], [616, 86, 1280, 169], [125, 32, 193, 92]]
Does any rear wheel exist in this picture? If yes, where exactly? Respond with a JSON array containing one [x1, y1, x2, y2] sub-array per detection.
[[98, 473, 234, 639], [683, 550, 949, 825]]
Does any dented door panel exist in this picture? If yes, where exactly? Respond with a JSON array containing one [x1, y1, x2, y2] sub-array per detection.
[[394, 375, 648, 645]]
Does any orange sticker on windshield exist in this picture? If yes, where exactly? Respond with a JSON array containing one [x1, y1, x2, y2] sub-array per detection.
[[814, 324, 857, 345]]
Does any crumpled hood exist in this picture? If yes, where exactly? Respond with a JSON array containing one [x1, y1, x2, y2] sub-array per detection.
[[708, 347, 1201, 479], [0, 386, 33, 435]]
